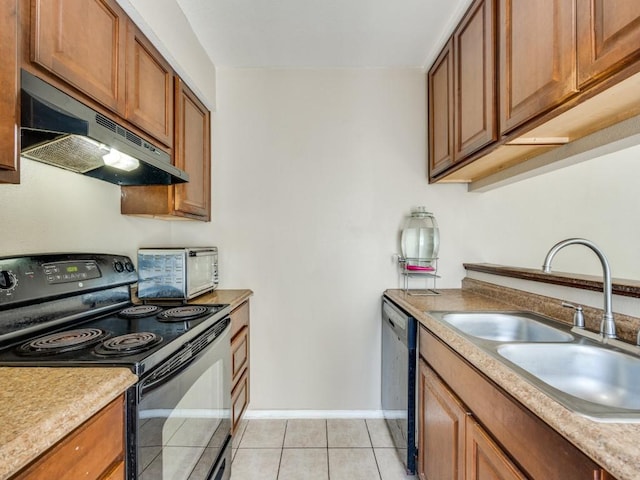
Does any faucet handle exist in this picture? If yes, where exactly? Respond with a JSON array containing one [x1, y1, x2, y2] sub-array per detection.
[[562, 302, 585, 328]]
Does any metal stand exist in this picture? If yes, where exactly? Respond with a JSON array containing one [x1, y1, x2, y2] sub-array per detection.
[[398, 258, 441, 296]]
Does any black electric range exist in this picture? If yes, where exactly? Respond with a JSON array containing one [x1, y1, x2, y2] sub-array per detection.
[[0, 253, 233, 480], [0, 253, 229, 375]]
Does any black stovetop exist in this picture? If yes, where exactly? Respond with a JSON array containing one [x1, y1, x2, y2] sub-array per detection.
[[0, 302, 230, 375]]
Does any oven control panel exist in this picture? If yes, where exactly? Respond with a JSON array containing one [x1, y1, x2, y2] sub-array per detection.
[[0, 253, 137, 308], [42, 260, 102, 284]]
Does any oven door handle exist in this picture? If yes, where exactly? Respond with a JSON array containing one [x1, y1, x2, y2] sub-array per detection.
[[140, 349, 199, 396], [140, 320, 230, 397]]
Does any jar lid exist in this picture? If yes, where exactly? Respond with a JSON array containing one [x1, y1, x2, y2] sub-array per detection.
[[411, 206, 433, 217]]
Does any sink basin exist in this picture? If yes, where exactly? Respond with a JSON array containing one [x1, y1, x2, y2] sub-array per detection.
[[436, 312, 574, 342], [498, 344, 640, 411]]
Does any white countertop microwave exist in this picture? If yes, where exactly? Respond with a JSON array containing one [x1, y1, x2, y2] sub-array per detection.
[[137, 247, 219, 300]]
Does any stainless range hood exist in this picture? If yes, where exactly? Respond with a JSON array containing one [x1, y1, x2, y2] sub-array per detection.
[[20, 70, 189, 186]]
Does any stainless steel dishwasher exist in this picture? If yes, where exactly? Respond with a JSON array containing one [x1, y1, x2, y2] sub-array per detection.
[[381, 298, 417, 474]]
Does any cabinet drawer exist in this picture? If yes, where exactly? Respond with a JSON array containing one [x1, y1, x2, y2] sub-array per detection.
[[231, 369, 249, 434], [231, 326, 249, 383], [230, 301, 250, 339], [13, 395, 124, 480]]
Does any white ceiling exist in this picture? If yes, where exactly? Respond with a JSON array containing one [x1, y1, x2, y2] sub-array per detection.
[[175, 0, 471, 68]]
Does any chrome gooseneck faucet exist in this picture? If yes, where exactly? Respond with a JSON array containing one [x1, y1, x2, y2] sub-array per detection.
[[542, 238, 616, 339]]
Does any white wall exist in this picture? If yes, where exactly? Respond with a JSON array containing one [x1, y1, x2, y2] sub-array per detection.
[[0, 160, 171, 257], [464, 148, 640, 280], [172, 68, 469, 411]]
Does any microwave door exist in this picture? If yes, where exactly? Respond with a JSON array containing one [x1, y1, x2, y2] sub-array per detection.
[[188, 253, 216, 297]]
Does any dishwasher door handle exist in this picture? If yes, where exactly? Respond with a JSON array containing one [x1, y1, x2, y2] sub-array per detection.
[[383, 302, 407, 330]]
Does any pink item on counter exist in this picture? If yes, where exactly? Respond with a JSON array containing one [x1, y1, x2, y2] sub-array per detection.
[[405, 265, 435, 271]]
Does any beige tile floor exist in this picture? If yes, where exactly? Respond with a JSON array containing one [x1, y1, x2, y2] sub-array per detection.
[[230, 418, 417, 480]]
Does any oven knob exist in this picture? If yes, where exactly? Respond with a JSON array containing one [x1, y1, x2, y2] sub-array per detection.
[[124, 261, 135, 272], [0, 271, 17, 290], [113, 261, 124, 273]]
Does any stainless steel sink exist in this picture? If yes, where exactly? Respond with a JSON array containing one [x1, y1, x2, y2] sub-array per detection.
[[433, 311, 574, 342], [428, 310, 640, 421], [498, 344, 640, 411]]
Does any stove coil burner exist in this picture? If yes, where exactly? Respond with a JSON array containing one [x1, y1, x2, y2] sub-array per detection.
[[118, 305, 164, 319], [17, 328, 109, 356], [157, 305, 211, 322], [94, 332, 162, 356]]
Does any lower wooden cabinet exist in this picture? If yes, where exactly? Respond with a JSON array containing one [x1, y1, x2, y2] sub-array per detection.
[[230, 300, 250, 434], [465, 417, 527, 480], [418, 361, 526, 480], [418, 361, 466, 480], [12, 395, 125, 480], [418, 325, 615, 480]]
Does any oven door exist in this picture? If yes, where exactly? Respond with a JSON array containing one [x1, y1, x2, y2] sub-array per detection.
[[134, 318, 231, 480]]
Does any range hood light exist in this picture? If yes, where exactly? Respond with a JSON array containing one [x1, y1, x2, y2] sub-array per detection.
[[103, 149, 140, 172]]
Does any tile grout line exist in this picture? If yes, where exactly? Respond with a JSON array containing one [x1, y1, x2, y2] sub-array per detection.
[[365, 419, 384, 480], [326, 419, 330, 480], [275, 419, 287, 479]]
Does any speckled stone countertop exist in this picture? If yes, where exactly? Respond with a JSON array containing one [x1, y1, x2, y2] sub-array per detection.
[[384, 288, 640, 480], [0, 367, 137, 480], [133, 288, 253, 311], [194, 289, 253, 310]]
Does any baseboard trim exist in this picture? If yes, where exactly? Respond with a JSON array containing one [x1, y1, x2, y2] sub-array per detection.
[[243, 410, 385, 419]]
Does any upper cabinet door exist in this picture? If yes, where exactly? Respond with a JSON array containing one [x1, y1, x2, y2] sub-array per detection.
[[453, 0, 497, 160], [428, 40, 454, 176], [499, 0, 577, 134], [0, 0, 20, 183], [31, 0, 126, 113], [125, 21, 174, 147], [577, 0, 640, 87], [174, 78, 211, 220]]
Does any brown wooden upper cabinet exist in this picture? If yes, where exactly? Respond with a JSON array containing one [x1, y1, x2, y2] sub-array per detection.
[[576, 0, 640, 88], [428, 40, 454, 176], [30, 0, 174, 149], [453, 0, 497, 160], [31, 0, 127, 115], [498, 0, 577, 135], [0, 0, 20, 184], [121, 77, 211, 221], [174, 77, 211, 220], [428, 0, 640, 183], [428, 0, 496, 177], [125, 21, 174, 147]]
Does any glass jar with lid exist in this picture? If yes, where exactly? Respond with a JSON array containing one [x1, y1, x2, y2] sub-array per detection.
[[400, 207, 439, 270]]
